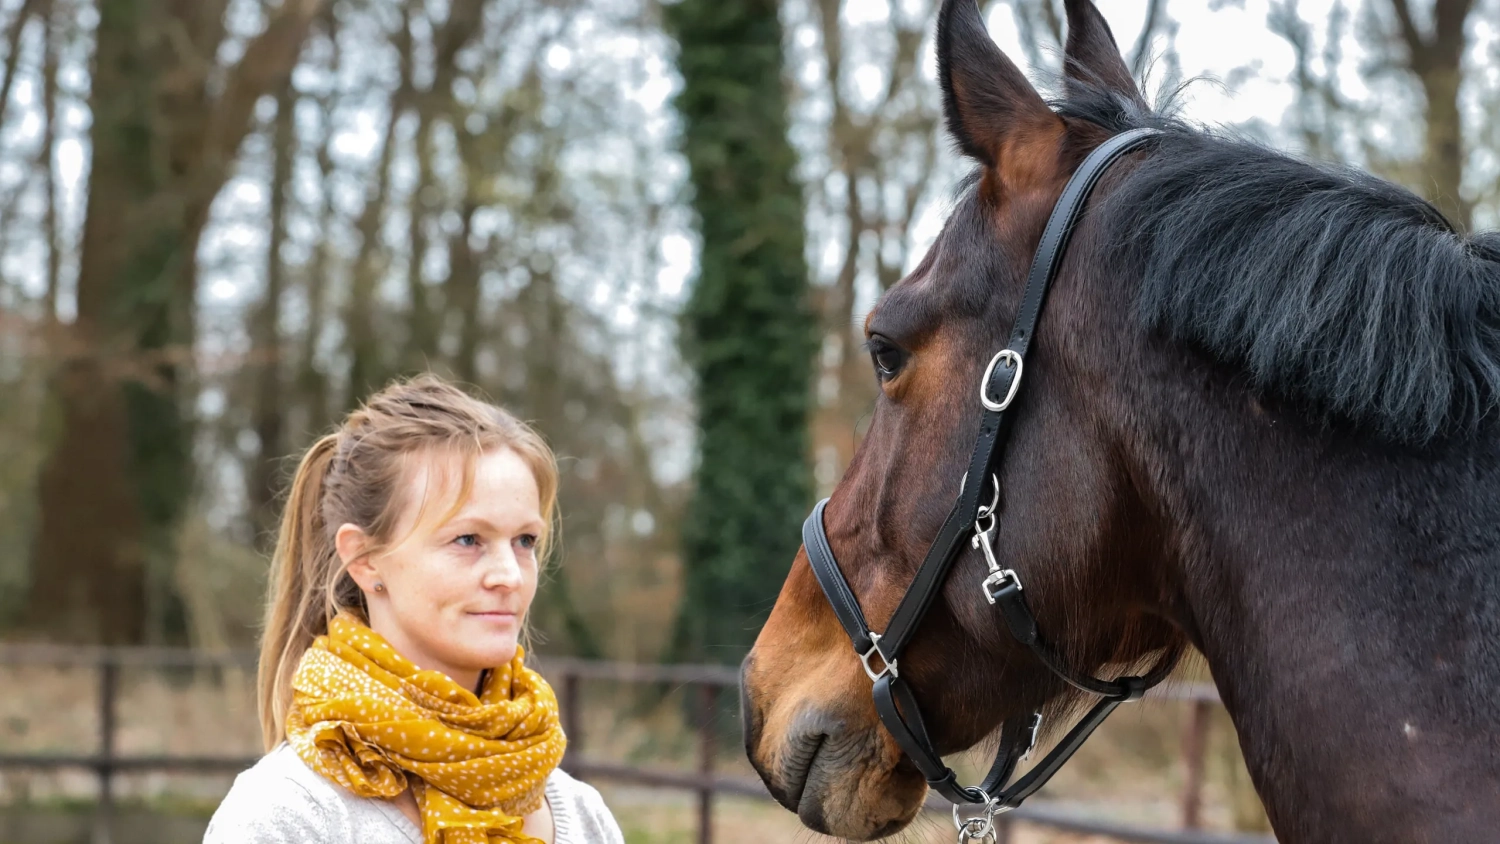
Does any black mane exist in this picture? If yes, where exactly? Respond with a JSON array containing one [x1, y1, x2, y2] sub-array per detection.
[[1060, 89, 1500, 444]]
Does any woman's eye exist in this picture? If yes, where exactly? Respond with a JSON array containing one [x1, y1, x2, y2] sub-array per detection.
[[515, 534, 538, 551], [868, 338, 907, 379], [453, 534, 480, 548]]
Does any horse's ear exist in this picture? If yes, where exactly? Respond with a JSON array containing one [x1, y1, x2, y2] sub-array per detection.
[[1062, 0, 1146, 107], [937, 0, 1058, 170]]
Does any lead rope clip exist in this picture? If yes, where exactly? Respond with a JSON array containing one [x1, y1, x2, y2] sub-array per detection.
[[973, 520, 1021, 604], [953, 797, 1000, 843]]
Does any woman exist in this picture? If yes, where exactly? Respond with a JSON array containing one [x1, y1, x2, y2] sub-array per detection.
[[205, 375, 624, 843]]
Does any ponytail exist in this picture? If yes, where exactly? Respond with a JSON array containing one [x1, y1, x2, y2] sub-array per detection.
[[257, 433, 341, 751]]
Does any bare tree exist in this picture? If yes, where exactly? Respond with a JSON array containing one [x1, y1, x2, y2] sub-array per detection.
[[1, 0, 692, 660], [1010, 0, 1177, 88], [247, 79, 298, 545], [791, 0, 945, 492], [25, 0, 326, 644], [0, 0, 41, 131], [1388, 0, 1474, 229], [40, 0, 60, 321], [1268, 0, 1493, 231]]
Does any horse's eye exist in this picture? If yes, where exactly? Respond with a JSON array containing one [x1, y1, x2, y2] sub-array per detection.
[[868, 337, 907, 379]]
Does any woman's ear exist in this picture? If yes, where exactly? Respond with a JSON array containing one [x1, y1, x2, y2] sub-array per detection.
[[336, 523, 379, 591]]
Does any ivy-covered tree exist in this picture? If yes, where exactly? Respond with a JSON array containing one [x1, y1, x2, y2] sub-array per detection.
[[666, 0, 817, 662]]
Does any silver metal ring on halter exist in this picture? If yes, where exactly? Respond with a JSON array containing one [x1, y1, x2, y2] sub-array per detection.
[[953, 796, 999, 841], [859, 632, 897, 682], [959, 472, 1001, 519], [955, 820, 994, 843], [979, 350, 1024, 412]]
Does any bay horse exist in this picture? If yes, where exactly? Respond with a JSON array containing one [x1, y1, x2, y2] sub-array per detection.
[[740, 1, 1500, 842]]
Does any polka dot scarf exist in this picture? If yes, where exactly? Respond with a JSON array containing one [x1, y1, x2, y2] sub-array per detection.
[[286, 614, 567, 843]]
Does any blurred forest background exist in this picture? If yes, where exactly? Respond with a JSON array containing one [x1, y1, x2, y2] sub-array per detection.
[[0, 0, 1496, 839], [0, 0, 1496, 667]]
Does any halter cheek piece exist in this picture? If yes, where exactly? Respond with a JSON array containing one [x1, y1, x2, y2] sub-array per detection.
[[802, 128, 1181, 825]]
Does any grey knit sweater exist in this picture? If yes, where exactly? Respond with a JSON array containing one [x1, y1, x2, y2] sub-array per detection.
[[203, 745, 624, 843]]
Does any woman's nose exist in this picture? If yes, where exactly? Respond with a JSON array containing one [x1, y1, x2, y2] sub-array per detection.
[[479, 546, 524, 590]]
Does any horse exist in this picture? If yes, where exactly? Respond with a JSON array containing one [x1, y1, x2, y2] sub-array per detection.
[[739, 0, 1500, 842]]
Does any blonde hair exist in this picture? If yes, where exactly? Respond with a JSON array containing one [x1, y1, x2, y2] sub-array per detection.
[[257, 374, 559, 750]]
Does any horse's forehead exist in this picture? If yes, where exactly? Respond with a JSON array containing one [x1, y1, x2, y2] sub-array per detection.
[[870, 200, 996, 342], [867, 276, 945, 344]]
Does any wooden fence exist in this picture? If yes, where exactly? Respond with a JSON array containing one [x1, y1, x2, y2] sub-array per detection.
[[0, 645, 1273, 844]]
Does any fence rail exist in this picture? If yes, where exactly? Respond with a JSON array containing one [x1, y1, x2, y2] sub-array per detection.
[[0, 645, 1272, 844]]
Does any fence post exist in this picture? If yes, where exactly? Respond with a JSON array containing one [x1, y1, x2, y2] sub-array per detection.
[[93, 652, 119, 844], [1180, 698, 1211, 829], [696, 683, 715, 844], [560, 669, 582, 775]]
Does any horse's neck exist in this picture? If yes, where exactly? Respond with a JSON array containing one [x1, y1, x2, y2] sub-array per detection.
[[1166, 418, 1500, 843]]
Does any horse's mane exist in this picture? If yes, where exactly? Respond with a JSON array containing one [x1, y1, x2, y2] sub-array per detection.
[[1059, 88, 1500, 444]]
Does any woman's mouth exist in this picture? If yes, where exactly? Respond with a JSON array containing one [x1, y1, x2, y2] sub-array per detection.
[[467, 611, 517, 623]]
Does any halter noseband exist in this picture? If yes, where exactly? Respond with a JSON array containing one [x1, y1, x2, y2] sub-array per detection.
[[802, 127, 1181, 822]]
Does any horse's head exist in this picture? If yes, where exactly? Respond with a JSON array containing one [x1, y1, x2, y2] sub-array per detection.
[[741, 0, 1185, 837]]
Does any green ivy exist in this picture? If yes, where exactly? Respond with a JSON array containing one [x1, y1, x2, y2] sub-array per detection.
[[666, 0, 817, 664]]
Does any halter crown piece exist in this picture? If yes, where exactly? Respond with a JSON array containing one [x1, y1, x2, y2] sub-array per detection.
[[802, 128, 1181, 838]]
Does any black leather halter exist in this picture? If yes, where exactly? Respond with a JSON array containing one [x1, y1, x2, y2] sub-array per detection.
[[802, 128, 1180, 820]]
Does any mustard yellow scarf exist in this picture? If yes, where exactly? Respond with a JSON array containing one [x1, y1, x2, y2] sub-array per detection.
[[286, 615, 567, 843]]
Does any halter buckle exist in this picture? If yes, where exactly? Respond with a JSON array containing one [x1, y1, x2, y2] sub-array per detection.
[[859, 633, 898, 682], [981, 568, 1022, 603], [979, 350, 1024, 412]]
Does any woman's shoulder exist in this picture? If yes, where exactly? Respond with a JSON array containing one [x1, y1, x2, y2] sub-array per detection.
[[203, 745, 415, 844], [546, 768, 625, 844], [234, 743, 344, 796], [203, 745, 338, 842]]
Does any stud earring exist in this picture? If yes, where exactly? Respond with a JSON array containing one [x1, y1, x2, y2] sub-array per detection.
[[373, 582, 385, 593]]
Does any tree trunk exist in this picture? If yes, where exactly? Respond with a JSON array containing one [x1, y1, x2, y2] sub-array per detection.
[[400, 0, 485, 372], [24, 0, 323, 644], [41, 0, 59, 321], [345, 17, 408, 405], [293, 11, 341, 441], [450, 204, 482, 385], [0, 0, 41, 132], [27, 0, 179, 644], [249, 82, 296, 546], [1390, 0, 1474, 231], [404, 107, 437, 371], [1418, 65, 1468, 231], [666, 0, 816, 662]]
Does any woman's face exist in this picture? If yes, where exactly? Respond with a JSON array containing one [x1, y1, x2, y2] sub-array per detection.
[[339, 447, 543, 690]]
